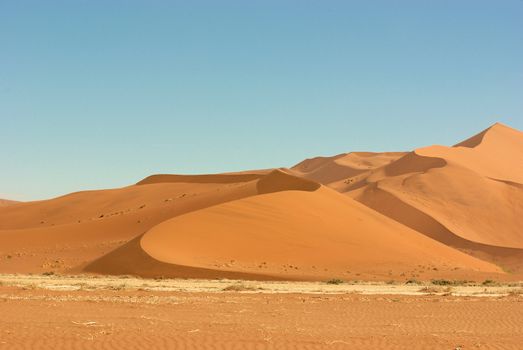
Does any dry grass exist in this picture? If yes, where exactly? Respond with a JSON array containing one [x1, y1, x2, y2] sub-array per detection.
[[507, 288, 523, 296], [326, 278, 344, 285], [1, 274, 521, 296], [418, 286, 453, 295], [222, 283, 260, 292]]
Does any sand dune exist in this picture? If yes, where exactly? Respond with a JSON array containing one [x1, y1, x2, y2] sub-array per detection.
[[0, 199, 19, 207], [293, 123, 523, 273], [86, 171, 501, 281], [0, 175, 263, 274], [1, 123, 521, 280], [292, 152, 406, 192]]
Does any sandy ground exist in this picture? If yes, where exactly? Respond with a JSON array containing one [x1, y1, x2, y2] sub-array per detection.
[[1, 275, 523, 349]]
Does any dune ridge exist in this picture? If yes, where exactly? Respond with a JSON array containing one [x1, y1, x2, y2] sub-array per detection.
[[137, 172, 266, 185]]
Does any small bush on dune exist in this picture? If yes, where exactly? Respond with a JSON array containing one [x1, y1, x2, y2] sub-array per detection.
[[482, 279, 497, 286], [326, 278, 344, 285], [430, 279, 471, 286], [110, 284, 127, 291], [431, 279, 452, 286], [405, 279, 421, 285]]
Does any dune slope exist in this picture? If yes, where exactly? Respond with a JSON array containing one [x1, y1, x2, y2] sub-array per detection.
[[294, 123, 523, 273], [87, 174, 501, 280], [0, 173, 265, 273]]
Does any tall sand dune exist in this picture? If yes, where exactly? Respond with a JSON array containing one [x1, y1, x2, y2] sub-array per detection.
[[293, 123, 523, 273], [2, 123, 521, 280], [0, 174, 264, 273], [86, 172, 502, 281]]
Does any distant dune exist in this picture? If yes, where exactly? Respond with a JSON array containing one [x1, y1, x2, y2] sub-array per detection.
[[1, 123, 521, 281], [293, 123, 523, 274], [0, 199, 19, 207]]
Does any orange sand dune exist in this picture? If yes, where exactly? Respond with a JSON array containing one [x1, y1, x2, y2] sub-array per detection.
[[291, 152, 406, 192], [294, 123, 523, 273], [0, 174, 266, 274], [2, 123, 521, 280], [0, 199, 19, 207], [86, 171, 502, 281]]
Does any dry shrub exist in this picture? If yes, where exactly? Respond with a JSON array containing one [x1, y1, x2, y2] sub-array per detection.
[[222, 283, 258, 292]]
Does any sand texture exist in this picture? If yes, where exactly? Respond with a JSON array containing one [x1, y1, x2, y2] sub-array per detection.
[[1, 277, 522, 349]]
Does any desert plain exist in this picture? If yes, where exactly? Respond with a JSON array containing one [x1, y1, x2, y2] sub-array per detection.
[[1, 122, 523, 349]]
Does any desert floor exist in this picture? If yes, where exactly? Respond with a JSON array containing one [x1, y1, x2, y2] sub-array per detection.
[[1, 275, 522, 349]]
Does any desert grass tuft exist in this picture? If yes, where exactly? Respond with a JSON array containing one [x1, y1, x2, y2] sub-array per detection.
[[326, 278, 344, 285]]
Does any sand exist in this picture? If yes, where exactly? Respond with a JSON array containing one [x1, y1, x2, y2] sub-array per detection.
[[1, 275, 522, 349], [0, 199, 18, 207]]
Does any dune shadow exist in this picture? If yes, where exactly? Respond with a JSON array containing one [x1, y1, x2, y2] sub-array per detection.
[[384, 152, 446, 177], [83, 234, 289, 280]]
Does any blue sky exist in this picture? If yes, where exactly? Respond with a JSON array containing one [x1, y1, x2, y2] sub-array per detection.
[[1, 0, 522, 200]]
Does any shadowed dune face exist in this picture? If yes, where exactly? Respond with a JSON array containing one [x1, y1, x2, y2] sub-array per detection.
[[381, 151, 446, 177], [256, 169, 320, 194], [352, 184, 523, 273], [84, 235, 276, 280]]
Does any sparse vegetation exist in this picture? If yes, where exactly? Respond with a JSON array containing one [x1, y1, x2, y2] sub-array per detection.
[[419, 286, 453, 294], [326, 278, 344, 285], [110, 284, 127, 290], [22, 283, 37, 290], [507, 288, 523, 296], [405, 279, 421, 285], [222, 283, 258, 292], [482, 279, 497, 286], [431, 279, 471, 286], [42, 271, 54, 276], [431, 279, 453, 286], [419, 286, 439, 294]]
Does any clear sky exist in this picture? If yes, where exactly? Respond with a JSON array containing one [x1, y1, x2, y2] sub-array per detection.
[[1, 0, 522, 200]]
